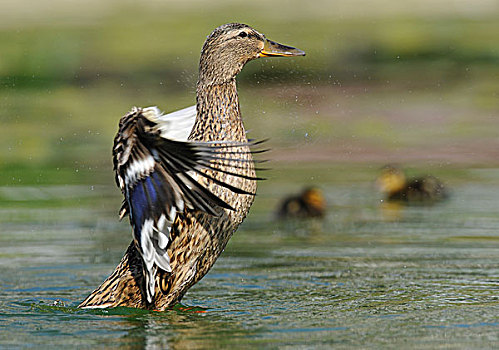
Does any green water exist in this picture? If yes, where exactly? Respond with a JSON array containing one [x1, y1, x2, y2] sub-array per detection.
[[0, 166, 497, 348]]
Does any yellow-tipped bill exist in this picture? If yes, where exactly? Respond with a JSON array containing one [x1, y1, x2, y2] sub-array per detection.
[[258, 38, 305, 58]]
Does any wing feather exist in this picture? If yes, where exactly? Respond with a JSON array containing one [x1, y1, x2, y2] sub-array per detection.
[[113, 106, 263, 303]]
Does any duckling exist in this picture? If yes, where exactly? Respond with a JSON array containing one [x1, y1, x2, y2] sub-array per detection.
[[276, 187, 326, 219], [78, 23, 305, 310], [376, 165, 448, 203]]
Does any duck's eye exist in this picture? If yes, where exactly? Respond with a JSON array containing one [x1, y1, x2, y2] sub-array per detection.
[[238, 32, 248, 38]]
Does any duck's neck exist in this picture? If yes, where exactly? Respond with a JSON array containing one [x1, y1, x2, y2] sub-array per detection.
[[190, 80, 247, 142]]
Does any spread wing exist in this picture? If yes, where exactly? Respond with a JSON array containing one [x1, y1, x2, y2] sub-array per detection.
[[113, 106, 261, 302]]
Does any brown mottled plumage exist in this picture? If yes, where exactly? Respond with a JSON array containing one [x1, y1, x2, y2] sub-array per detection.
[[79, 23, 304, 310]]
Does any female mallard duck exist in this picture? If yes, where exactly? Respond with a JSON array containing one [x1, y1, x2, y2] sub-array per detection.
[[78, 23, 304, 310], [376, 164, 448, 203], [276, 187, 327, 219]]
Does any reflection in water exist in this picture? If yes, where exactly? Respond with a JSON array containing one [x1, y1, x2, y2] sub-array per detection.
[[379, 200, 404, 222], [117, 308, 254, 350], [274, 218, 326, 238], [377, 192, 449, 222]]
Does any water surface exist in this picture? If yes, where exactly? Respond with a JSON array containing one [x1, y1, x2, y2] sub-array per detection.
[[0, 167, 498, 348]]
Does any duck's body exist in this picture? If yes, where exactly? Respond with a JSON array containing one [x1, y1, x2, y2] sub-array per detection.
[[377, 165, 448, 203], [79, 23, 304, 310], [276, 187, 326, 219]]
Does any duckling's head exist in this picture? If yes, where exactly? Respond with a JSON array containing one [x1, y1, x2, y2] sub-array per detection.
[[198, 23, 305, 86], [301, 187, 327, 213], [376, 164, 407, 196]]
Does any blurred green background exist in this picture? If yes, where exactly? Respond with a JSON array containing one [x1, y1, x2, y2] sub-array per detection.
[[1, 0, 498, 187]]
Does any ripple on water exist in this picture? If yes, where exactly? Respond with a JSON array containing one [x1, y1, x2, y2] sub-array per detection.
[[0, 181, 498, 348]]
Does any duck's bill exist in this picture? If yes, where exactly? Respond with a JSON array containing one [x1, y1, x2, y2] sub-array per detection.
[[258, 39, 305, 57]]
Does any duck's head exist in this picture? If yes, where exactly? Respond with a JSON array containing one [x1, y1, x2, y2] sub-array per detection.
[[198, 23, 305, 86], [376, 164, 407, 196]]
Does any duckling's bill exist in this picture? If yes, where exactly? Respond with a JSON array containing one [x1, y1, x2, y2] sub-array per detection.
[[258, 38, 305, 57]]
